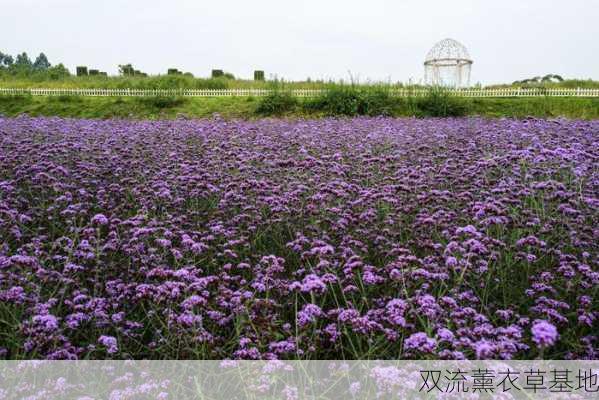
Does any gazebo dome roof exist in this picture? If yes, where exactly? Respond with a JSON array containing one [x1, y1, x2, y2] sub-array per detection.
[[425, 38, 472, 64]]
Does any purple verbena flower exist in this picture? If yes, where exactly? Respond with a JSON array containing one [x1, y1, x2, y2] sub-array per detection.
[[404, 332, 436, 353], [91, 214, 109, 225], [531, 320, 559, 348], [98, 335, 118, 354]]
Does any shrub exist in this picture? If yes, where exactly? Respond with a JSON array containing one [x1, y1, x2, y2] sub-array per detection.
[[47, 64, 71, 80], [141, 75, 228, 90], [211, 69, 224, 78], [416, 87, 469, 117], [119, 64, 134, 76], [88, 69, 99, 76], [167, 68, 181, 75], [136, 96, 187, 109], [304, 86, 361, 116], [119, 64, 145, 76], [254, 70, 265, 81], [195, 79, 228, 90], [304, 86, 400, 117], [357, 87, 400, 116], [255, 91, 298, 115], [76, 66, 88, 77]]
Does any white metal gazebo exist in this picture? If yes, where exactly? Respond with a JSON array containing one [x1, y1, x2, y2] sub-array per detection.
[[424, 38, 473, 87]]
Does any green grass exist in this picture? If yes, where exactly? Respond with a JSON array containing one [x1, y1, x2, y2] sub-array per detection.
[[0, 74, 346, 90], [488, 78, 599, 89], [255, 91, 298, 116], [468, 97, 599, 119], [0, 95, 256, 119], [303, 85, 402, 117], [1, 93, 598, 120], [2, 72, 598, 90]]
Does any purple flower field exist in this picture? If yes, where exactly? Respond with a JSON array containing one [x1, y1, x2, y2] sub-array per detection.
[[0, 116, 597, 360]]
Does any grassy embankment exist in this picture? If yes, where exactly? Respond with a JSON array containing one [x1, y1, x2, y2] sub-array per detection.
[[2, 73, 599, 90], [2, 74, 599, 120], [1, 92, 598, 120], [0, 74, 355, 90], [1, 80, 599, 120]]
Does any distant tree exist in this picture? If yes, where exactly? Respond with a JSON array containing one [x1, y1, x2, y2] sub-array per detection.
[[0, 51, 14, 67], [119, 64, 135, 76], [33, 52, 51, 70], [15, 52, 32, 67], [3, 54, 14, 66], [223, 72, 235, 80], [534, 74, 566, 83], [119, 64, 145, 76], [48, 63, 71, 79], [211, 69, 224, 78]]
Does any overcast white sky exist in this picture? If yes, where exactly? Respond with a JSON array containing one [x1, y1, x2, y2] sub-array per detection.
[[2, 0, 598, 84]]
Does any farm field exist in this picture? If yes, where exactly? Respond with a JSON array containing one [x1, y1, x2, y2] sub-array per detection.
[[0, 116, 597, 360]]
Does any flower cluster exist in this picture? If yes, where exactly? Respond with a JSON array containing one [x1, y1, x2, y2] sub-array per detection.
[[0, 116, 596, 359]]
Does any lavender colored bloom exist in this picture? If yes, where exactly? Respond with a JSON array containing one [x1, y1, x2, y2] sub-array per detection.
[[385, 298, 408, 327], [473, 340, 496, 359], [445, 256, 458, 268], [338, 308, 360, 323], [324, 323, 340, 343], [269, 339, 296, 354], [65, 312, 87, 329], [98, 335, 118, 354], [9, 255, 37, 266], [456, 225, 479, 236], [91, 214, 109, 225], [297, 304, 323, 327], [404, 332, 436, 353], [349, 381, 361, 396], [2, 286, 26, 303], [282, 385, 299, 400], [175, 312, 201, 327], [33, 314, 59, 332], [436, 328, 455, 343], [155, 238, 172, 248], [531, 320, 559, 348], [362, 270, 381, 285], [298, 274, 327, 294]]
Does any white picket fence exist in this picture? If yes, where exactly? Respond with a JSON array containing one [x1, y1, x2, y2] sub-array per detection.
[[1, 87, 598, 97]]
